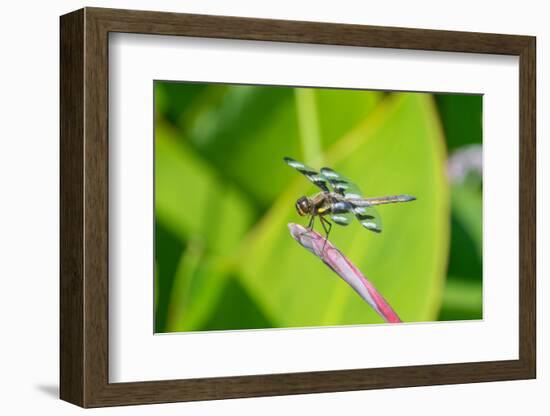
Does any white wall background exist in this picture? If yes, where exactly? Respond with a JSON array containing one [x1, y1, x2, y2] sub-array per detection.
[[0, 1, 545, 414]]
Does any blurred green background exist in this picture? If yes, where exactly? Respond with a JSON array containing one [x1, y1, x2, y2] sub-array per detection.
[[154, 81, 483, 333]]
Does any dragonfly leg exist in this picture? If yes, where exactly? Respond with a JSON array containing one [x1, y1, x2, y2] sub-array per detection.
[[306, 215, 315, 230], [319, 216, 332, 253], [298, 215, 315, 239]]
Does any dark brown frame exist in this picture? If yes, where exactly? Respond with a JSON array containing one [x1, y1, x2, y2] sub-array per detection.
[[60, 7, 536, 408]]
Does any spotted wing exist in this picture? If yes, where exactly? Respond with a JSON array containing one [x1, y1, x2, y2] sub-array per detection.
[[320, 167, 382, 233], [352, 204, 382, 233], [283, 157, 330, 193], [329, 200, 354, 226]]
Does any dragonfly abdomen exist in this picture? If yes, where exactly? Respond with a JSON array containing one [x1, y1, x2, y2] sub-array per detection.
[[350, 194, 416, 207]]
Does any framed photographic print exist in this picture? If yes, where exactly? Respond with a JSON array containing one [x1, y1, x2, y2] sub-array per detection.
[[60, 7, 536, 408]]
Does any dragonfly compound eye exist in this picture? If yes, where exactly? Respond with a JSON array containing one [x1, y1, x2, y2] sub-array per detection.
[[296, 196, 310, 216]]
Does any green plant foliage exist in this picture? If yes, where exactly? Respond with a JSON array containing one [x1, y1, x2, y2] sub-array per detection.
[[439, 174, 483, 320], [154, 82, 482, 332], [435, 94, 482, 150]]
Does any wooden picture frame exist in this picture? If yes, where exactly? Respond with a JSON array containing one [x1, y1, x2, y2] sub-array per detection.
[[60, 7, 536, 408]]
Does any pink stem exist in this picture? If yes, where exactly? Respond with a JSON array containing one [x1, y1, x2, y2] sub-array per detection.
[[288, 223, 401, 323]]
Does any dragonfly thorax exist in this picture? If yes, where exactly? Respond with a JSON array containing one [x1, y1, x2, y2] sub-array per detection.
[[296, 192, 335, 217]]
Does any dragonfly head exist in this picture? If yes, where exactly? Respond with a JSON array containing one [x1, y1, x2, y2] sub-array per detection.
[[295, 196, 312, 216]]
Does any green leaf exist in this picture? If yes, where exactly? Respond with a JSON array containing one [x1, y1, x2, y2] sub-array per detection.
[[438, 276, 483, 320], [450, 179, 482, 258], [163, 242, 232, 332], [435, 94, 482, 150], [155, 81, 209, 127], [154, 221, 185, 332], [155, 122, 259, 331], [294, 88, 323, 165], [236, 93, 450, 326], [155, 121, 256, 254], [316, 88, 383, 148], [200, 277, 274, 331], [178, 84, 301, 207]]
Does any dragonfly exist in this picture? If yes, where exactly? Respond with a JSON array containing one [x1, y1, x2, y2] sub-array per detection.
[[284, 156, 416, 242]]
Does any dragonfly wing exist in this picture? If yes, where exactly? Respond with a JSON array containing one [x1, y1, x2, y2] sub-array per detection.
[[329, 201, 354, 226], [284, 157, 330, 193], [321, 167, 383, 233], [320, 167, 360, 197], [352, 204, 382, 233]]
